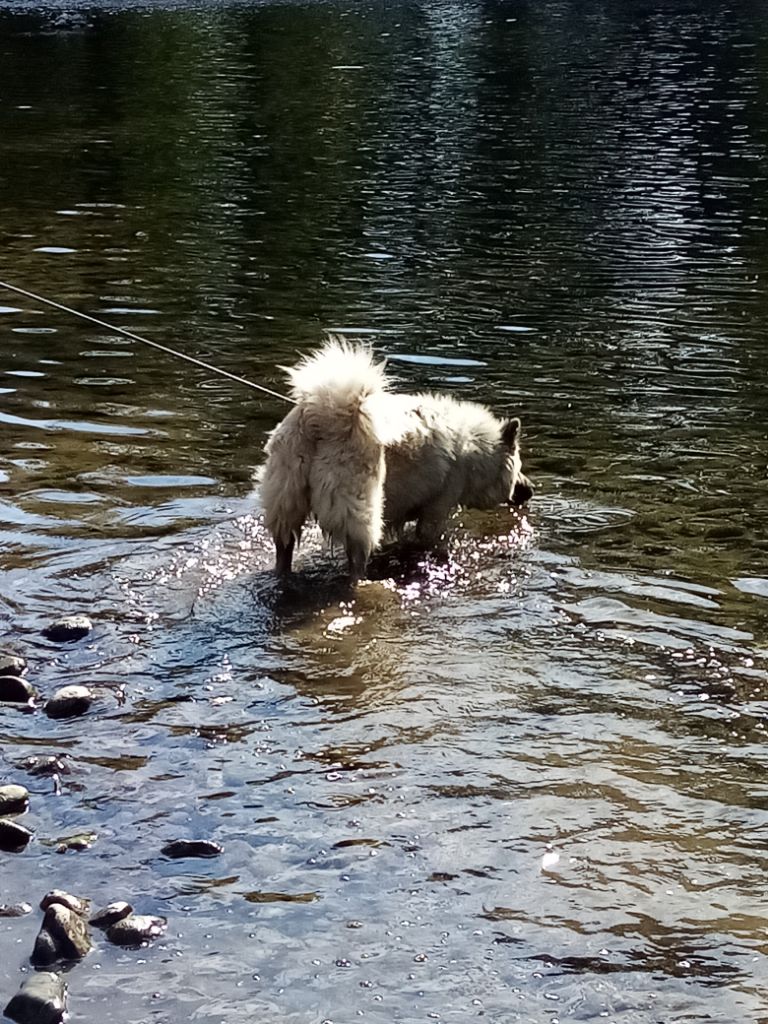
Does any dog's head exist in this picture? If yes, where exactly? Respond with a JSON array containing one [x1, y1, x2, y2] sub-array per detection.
[[501, 417, 534, 508]]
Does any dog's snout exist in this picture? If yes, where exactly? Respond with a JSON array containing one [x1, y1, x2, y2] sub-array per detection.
[[509, 475, 534, 507]]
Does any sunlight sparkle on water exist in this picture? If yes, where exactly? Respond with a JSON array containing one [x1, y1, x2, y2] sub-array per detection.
[[325, 614, 363, 634], [541, 851, 561, 872]]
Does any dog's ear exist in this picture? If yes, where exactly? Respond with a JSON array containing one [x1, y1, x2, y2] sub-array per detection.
[[501, 417, 521, 448]]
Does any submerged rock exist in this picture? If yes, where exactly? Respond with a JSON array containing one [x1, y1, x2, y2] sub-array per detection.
[[42, 615, 93, 643], [31, 904, 91, 965], [0, 818, 33, 852], [44, 685, 93, 720], [105, 913, 167, 947], [161, 839, 224, 859], [0, 784, 30, 815], [55, 831, 97, 854], [0, 902, 33, 917], [18, 755, 70, 778], [40, 890, 89, 917], [90, 900, 132, 929], [0, 653, 27, 678], [4, 972, 67, 1024], [0, 675, 36, 704]]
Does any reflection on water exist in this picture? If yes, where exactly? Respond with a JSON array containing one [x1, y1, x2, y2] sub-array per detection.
[[1, 1, 768, 1021]]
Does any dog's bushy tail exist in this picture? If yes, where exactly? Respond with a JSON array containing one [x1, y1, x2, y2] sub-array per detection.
[[286, 335, 388, 415]]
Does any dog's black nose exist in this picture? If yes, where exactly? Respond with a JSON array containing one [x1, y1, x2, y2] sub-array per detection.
[[510, 475, 534, 507]]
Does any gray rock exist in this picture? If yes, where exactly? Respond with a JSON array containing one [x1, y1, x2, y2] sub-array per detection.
[[4, 972, 67, 1024], [105, 913, 167, 947], [0, 675, 35, 704], [44, 685, 93, 720], [0, 653, 27, 678], [31, 929, 57, 966], [89, 900, 132, 929], [42, 615, 93, 643], [0, 818, 33, 852], [0, 784, 29, 815], [31, 904, 91, 965], [0, 902, 32, 917], [161, 839, 224, 859], [40, 890, 89, 917]]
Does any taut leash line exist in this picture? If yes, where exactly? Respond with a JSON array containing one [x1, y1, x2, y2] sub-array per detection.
[[0, 279, 294, 404]]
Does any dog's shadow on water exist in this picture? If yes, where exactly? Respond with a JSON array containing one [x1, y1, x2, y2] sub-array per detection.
[[249, 546, 450, 706], [131, 511, 532, 657], [245, 540, 499, 678], [257, 542, 442, 622], [251, 508, 535, 633], [259, 570, 355, 622]]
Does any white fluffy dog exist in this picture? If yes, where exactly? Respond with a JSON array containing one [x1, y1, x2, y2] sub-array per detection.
[[260, 337, 533, 581]]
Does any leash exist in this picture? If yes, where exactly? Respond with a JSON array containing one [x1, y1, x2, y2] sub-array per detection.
[[0, 279, 295, 404]]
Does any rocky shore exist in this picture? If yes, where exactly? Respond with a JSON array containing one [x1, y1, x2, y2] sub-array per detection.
[[1, 619, 226, 1024]]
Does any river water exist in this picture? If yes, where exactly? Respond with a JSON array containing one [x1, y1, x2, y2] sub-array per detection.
[[1, 2, 768, 1022]]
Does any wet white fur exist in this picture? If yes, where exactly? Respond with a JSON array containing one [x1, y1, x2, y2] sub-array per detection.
[[260, 337, 525, 578]]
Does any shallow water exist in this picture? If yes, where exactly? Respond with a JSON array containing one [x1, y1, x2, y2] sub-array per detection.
[[1, 2, 768, 1022]]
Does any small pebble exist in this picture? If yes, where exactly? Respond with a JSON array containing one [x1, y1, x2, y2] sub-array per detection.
[[40, 891, 89, 917], [42, 615, 93, 643], [4, 972, 67, 1024], [45, 685, 93, 720], [0, 653, 27, 678], [0, 784, 29, 815], [161, 839, 224, 859], [0, 902, 32, 917], [105, 913, 167, 947], [90, 901, 132, 929], [0, 676, 36, 704], [0, 818, 33, 852], [31, 904, 91, 965]]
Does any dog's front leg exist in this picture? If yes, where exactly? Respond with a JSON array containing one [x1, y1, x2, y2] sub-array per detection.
[[275, 535, 296, 574], [415, 503, 452, 550]]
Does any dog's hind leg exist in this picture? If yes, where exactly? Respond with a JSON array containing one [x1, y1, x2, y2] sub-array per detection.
[[275, 534, 296, 575], [260, 406, 313, 576], [311, 440, 385, 584], [345, 536, 369, 584]]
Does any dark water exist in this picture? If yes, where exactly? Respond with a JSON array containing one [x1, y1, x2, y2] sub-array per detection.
[[1, 2, 768, 1021]]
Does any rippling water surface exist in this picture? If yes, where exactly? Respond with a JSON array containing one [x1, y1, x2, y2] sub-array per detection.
[[1, 2, 768, 1022]]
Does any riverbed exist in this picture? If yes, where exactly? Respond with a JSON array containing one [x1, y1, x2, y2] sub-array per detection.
[[1, 2, 768, 1021]]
